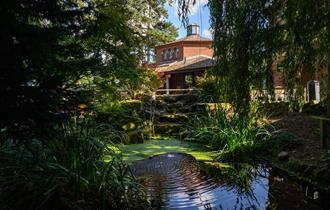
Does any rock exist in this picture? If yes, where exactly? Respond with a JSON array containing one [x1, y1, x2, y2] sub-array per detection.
[[278, 151, 289, 161], [158, 114, 189, 123], [166, 102, 184, 113], [127, 129, 144, 144], [154, 110, 167, 116], [177, 94, 198, 104], [120, 100, 144, 113], [162, 95, 177, 103], [155, 100, 166, 109], [154, 123, 184, 136], [136, 94, 153, 102], [181, 104, 196, 112], [175, 113, 189, 122]]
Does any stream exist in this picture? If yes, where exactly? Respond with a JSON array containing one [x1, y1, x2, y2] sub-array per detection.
[[131, 152, 324, 210]]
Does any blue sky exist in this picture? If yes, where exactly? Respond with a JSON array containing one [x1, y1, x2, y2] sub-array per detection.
[[165, 0, 212, 39]]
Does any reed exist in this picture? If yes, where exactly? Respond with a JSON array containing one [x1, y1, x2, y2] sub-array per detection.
[[0, 120, 150, 210], [185, 108, 271, 161]]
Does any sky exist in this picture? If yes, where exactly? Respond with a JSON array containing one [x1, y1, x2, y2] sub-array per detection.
[[165, 0, 212, 39]]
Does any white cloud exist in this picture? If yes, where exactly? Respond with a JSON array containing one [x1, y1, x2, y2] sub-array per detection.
[[188, 0, 208, 16], [172, 0, 208, 17], [202, 28, 213, 39]]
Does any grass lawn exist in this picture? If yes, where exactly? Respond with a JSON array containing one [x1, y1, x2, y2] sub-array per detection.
[[109, 138, 218, 163]]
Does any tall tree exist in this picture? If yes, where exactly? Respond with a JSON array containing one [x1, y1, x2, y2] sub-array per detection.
[[0, 0, 170, 140], [0, 0, 92, 139], [326, 0, 330, 116], [208, 0, 276, 115], [126, 0, 178, 63]]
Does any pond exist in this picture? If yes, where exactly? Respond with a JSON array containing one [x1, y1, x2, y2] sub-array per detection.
[[131, 152, 323, 210]]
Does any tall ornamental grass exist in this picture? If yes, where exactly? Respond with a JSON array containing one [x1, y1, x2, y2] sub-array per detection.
[[185, 108, 272, 161], [0, 120, 150, 210]]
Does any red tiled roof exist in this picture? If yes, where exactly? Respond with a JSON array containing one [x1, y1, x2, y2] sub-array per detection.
[[156, 35, 212, 47], [154, 55, 214, 74]]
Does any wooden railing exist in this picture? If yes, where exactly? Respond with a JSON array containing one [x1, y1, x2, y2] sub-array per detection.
[[311, 115, 330, 149], [155, 88, 200, 95]]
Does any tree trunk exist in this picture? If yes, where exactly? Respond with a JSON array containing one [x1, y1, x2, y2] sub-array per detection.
[[327, 0, 330, 116], [327, 53, 330, 116]]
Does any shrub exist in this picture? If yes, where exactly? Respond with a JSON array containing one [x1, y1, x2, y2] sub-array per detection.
[[196, 75, 223, 102], [94, 101, 149, 144]]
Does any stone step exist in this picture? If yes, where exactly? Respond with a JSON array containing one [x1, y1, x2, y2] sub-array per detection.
[[156, 94, 199, 104], [158, 113, 189, 123], [154, 123, 186, 136], [165, 103, 196, 113], [142, 94, 199, 138]]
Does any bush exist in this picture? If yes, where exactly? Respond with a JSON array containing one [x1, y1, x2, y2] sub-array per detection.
[[94, 100, 149, 144], [0, 121, 150, 210], [196, 76, 223, 102]]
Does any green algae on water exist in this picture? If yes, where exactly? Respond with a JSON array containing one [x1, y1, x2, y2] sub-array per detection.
[[109, 139, 217, 163]]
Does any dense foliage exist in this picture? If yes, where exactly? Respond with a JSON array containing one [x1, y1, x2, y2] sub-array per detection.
[[209, 0, 275, 115], [185, 108, 271, 161], [0, 0, 177, 140], [179, 0, 330, 115], [196, 75, 223, 102], [0, 0, 177, 209], [0, 121, 150, 210]]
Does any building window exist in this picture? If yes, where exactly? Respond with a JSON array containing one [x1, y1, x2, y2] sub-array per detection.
[[161, 50, 164, 61], [162, 48, 180, 61], [163, 50, 167, 60], [171, 48, 176, 59]]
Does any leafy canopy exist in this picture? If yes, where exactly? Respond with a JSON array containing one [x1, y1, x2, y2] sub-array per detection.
[[178, 0, 330, 115], [0, 0, 177, 139]]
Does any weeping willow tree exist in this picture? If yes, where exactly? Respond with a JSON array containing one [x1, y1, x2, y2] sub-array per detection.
[[208, 0, 277, 116], [178, 0, 330, 116]]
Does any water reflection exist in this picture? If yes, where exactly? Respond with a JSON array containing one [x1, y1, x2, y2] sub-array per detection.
[[132, 153, 322, 210], [131, 153, 321, 209]]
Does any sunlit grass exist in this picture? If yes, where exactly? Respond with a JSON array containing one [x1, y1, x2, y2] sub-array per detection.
[[107, 139, 218, 163]]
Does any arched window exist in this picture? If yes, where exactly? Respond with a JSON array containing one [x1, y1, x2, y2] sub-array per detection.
[[171, 48, 176, 59], [175, 48, 179, 58], [168, 49, 172, 59]]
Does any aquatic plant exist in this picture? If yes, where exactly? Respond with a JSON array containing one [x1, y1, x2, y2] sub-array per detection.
[[0, 120, 150, 210], [185, 108, 272, 161]]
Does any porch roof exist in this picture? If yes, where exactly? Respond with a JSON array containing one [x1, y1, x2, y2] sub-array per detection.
[[154, 55, 214, 74]]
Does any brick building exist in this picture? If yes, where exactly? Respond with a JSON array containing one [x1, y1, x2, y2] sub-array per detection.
[[150, 24, 321, 102], [152, 24, 214, 92]]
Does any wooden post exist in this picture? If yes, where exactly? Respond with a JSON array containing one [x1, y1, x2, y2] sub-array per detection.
[[165, 74, 171, 95], [311, 115, 330, 149], [192, 72, 196, 87], [320, 120, 325, 149], [327, 0, 330, 116]]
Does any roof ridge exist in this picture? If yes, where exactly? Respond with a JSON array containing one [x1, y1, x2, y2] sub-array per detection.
[[186, 55, 213, 60], [156, 35, 213, 47]]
